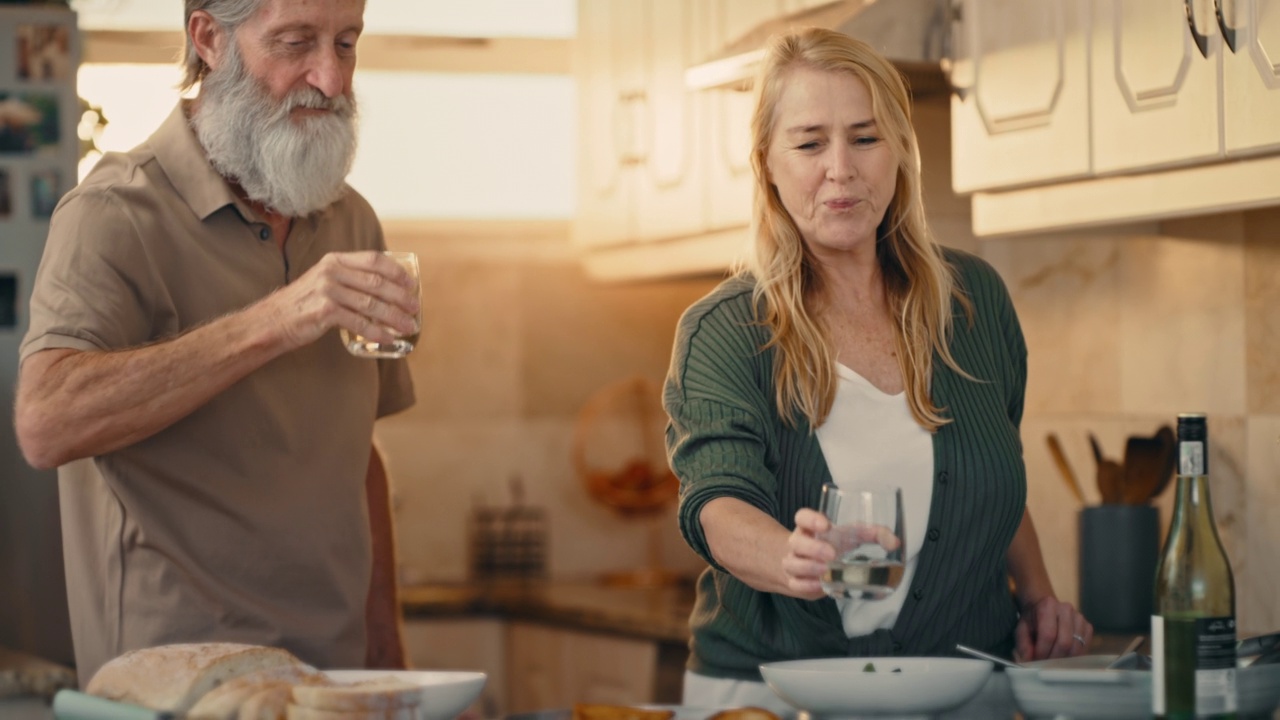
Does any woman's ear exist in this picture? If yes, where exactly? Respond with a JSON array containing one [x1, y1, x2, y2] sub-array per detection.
[[187, 10, 227, 74]]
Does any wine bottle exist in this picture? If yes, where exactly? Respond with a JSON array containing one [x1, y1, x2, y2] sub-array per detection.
[[1152, 413, 1237, 719]]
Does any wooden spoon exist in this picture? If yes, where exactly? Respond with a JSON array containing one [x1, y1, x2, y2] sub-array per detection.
[[1090, 433, 1125, 505], [1045, 433, 1088, 506]]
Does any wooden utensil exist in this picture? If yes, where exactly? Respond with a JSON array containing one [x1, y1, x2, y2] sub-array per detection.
[[1045, 433, 1088, 506], [1089, 433, 1125, 505], [1147, 425, 1178, 502], [1121, 429, 1169, 505]]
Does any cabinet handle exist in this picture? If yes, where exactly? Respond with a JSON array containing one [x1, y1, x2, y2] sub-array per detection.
[[1214, 0, 1239, 54], [1185, 0, 1211, 58]]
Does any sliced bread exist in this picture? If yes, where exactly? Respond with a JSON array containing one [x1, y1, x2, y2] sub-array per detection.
[[86, 643, 305, 714], [290, 677, 421, 712], [187, 665, 327, 720]]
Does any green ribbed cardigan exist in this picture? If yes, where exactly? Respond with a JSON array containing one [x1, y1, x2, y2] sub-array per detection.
[[663, 248, 1027, 680]]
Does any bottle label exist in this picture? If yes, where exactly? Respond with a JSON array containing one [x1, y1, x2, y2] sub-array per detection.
[[1179, 440, 1205, 475], [1151, 615, 1238, 716], [1194, 616, 1238, 715]]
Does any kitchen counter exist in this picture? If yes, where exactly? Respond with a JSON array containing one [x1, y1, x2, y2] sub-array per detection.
[[400, 579, 696, 645]]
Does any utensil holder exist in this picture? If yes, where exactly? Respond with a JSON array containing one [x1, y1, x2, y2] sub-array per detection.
[[1078, 504, 1159, 633]]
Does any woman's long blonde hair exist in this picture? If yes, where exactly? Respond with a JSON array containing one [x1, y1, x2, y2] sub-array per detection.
[[744, 27, 973, 431]]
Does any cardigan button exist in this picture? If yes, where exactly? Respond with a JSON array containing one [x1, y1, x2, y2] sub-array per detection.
[[927, 528, 940, 542], [937, 471, 948, 484], [892, 641, 903, 652], [913, 588, 924, 600]]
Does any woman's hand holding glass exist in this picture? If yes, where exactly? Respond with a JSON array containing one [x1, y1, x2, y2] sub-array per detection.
[[816, 483, 906, 600]]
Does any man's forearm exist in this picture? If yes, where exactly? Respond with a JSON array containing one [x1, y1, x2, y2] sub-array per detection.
[[16, 300, 290, 468]]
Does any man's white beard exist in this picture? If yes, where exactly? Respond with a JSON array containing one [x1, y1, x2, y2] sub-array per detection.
[[192, 43, 358, 218]]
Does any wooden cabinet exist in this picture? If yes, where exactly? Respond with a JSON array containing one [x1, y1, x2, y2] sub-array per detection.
[[575, 0, 713, 249], [403, 619, 508, 717], [1222, 0, 1280, 155], [505, 623, 659, 714], [575, 0, 641, 249], [1090, 0, 1222, 174], [949, 0, 1092, 192], [702, 0, 786, 231]]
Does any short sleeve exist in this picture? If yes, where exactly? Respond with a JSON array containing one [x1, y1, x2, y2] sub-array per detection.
[[21, 190, 165, 362]]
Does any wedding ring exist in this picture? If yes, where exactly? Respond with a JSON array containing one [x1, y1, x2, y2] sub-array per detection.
[[1073, 634, 1086, 646]]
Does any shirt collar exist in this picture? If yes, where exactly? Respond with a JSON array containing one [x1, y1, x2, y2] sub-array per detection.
[[149, 100, 256, 223]]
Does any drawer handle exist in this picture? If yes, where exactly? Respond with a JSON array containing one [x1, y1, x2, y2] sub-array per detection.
[[1185, 0, 1211, 58], [1214, 0, 1239, 54]]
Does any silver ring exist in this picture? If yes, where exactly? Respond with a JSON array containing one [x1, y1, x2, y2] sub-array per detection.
[[1072, 634, 1086, 646]]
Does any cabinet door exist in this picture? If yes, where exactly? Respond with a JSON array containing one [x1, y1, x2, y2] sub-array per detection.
[[1223, 0, 1280, 154], [403, 619, 507, 717], [1091, 0, 1222, 174], [949, 0, 1092, 192], [704, 0, 788, 231], [575, 0, 643, 249], [505, 623, 658, 713], [634, 0, 709, 241]]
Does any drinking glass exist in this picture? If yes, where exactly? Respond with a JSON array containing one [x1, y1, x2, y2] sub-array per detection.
[[818, 483, 906, 600], [341, 251, 421, 359]]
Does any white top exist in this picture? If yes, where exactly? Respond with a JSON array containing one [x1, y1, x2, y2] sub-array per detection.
[[816, 362, 934, 638]]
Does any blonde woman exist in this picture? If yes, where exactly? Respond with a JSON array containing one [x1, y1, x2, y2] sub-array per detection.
[[663, 27, 1091, 709]]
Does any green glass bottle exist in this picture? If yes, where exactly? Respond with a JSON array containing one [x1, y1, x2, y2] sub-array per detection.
[[1152, 413, 1237, 719]]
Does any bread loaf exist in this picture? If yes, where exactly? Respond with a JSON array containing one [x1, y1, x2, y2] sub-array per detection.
[[187, 665, 327, 720], [85, 643, 306, 713]]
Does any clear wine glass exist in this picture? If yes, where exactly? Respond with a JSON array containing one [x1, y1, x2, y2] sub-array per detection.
[[817, 483, 907, 600]]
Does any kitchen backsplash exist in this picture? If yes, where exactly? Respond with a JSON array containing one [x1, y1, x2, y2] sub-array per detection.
[[378, 100, 1279, 637]]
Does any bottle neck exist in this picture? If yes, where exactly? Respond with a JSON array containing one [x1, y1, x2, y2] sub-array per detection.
[[1170, 474, 1217, 528]]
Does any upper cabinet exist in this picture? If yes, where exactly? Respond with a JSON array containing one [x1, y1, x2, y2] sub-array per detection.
[[959, 0, 1280, 236], [949, 0, 1092, 192], [1090, 0, 1221, 174], [574, 0, 778, 278], [1222, 0, 1280, 155], [574, 0, 728, 251]]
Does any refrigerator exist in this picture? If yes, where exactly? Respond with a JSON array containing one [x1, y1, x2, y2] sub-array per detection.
[[0, 3, 80, 667]]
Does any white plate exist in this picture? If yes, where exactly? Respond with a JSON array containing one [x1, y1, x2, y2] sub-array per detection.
[[323, 669, 487, 720], [1006, 657, 1280, 720], [759, 657, 994, 719]]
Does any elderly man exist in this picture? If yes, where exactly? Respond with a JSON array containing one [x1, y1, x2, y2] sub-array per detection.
[[15, 0, 415, 685]]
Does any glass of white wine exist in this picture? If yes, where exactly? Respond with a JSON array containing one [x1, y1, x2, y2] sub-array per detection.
[[818, 483, 906, 600], [340, 251, 421, 359]]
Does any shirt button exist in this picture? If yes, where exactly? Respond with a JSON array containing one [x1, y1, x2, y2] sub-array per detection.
[[927, 528, 940, 541], [937, 471, 948, 484], [913, 588, 924, 600], [258, 227, 270, 241]]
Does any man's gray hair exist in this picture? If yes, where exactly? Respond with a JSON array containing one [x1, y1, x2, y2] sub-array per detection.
[[180, 0, 263, 91]]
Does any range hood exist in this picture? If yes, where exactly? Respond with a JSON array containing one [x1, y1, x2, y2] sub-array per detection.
[[685, 0, 952, 97]]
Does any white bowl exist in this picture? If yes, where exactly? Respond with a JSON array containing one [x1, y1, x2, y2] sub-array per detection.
[[759, 657, 994, 718], [323, 669, 487, 720], [1006, 656, 1280, 720]]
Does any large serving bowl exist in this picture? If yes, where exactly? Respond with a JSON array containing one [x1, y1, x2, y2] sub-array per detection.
[[1006, 656, 1280, 720], [759, 657, 993, 719], [323, 669, 487, 720]]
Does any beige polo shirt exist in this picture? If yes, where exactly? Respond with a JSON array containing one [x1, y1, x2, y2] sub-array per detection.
[[20, 102, 415, 685]]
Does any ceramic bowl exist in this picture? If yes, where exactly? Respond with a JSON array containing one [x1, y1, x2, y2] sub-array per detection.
[[759, 657, 993, 719], [1006, 656, 1280, 719], [323, 669, 487, 720]]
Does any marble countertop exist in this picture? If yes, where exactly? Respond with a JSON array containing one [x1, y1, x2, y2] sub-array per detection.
[[400, 579, 696, 644]]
